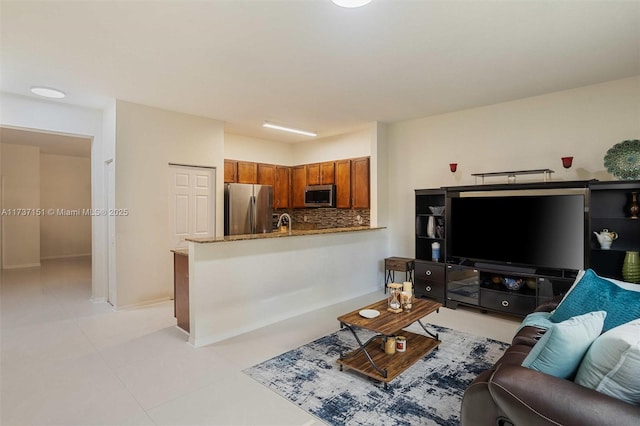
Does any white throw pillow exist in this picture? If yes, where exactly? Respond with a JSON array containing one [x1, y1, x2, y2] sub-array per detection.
[[575, 318, 640, 405]]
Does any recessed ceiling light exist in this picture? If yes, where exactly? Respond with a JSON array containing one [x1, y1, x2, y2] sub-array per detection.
[[30, 86, 66, 99], [263, 122, 317, 137], [331, 0, 372, 8]]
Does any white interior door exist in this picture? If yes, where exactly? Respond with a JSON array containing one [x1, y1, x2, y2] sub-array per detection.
[[169, 165, 215, 248]]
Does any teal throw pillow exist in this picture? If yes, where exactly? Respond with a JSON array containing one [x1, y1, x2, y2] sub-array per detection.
[[549, 269, 640, 332], [575, 318, 640, 405], [521, 310, 606, 379]]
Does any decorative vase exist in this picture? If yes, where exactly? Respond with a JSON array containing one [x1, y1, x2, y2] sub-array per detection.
[[622, 251, 640, 283], [627, 192, 639, 219]]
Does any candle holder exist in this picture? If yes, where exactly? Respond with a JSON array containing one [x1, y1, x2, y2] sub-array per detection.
[[387, 283, 403, 313], [561, 156, 573, 169], [449, 163, 458, 173]]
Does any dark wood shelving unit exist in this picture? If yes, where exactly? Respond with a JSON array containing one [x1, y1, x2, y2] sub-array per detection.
[[414, 189, 447, 303], [415, 179, 640, 317], [588, 180, 640, 280]]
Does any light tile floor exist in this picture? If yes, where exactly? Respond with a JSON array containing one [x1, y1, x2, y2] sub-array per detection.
[[1, 258, 520, 426]]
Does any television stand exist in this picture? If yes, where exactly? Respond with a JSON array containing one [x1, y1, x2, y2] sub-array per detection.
[[446, 262, 573, 317]]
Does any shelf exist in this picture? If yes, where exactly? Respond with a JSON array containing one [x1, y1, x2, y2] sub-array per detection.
[[471, 169, 554, 184], [481, 285, 537, 298]]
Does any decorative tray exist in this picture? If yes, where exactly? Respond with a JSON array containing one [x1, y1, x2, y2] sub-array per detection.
[[359, 309, 380, 319], [604, 139, 640, 180]]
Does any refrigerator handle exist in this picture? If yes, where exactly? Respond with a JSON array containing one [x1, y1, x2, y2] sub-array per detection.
[[250, 195, 256, 234]]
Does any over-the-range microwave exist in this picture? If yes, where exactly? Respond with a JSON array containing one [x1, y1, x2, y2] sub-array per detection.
[[304, 184, 336, 207]]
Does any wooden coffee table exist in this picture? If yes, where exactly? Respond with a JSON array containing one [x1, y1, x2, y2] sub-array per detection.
[[336, 298, 442, 387]]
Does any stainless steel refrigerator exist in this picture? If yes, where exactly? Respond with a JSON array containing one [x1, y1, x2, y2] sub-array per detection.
[[224, 183, 273, 236]]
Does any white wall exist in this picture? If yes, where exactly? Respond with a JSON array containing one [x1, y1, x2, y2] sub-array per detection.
[[0, 143, 40, 268], [291, 126, 373, 164], [0, 93, 107, 300], [114, 101, 224, 308], [189, 228, 388, 347], [40, 154, 91, 259], [386, 76, 640, 258], [224, 133, 295, 165], [224, 126, 374, 167]]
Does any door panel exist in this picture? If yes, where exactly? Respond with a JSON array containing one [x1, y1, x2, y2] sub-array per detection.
[[194, 195, 210, 234], [175, 194, 189, 235], [169, 165, 215, 248]]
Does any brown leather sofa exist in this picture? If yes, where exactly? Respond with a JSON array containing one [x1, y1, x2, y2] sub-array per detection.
[[460, 299, 640, 426]]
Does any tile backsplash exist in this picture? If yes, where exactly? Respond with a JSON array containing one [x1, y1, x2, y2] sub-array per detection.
[[275, 208, 370, 229]]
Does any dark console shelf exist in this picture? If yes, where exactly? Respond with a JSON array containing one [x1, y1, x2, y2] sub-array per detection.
[[415, 179, 640, 317]]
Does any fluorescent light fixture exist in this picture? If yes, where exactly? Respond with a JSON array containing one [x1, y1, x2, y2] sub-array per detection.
[[31, 86, 65, 99], [331, 0, 372, 8], [263, 122, 317, 137]]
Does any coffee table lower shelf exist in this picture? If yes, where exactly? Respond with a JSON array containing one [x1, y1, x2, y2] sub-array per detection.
[[337, 330, 440, 384]]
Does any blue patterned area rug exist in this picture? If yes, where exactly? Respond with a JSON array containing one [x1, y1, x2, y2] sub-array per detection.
[[243, 323, 509, 426]]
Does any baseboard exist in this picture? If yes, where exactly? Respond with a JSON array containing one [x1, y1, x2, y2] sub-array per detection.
[[40, 253, 91, 260], [113, 296, 173, 311], [2, 262, 41, 269]]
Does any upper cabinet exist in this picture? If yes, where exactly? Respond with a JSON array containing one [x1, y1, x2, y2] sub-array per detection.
[[236, 161, 258, 184], [292, 165, 307, 208], [224, 160, 262, 184], [274, 166, 291, 209], [307, 161, 335, 185], [335, 157, 369, 209], [224, 160, 237, 183], [335, 159, 352, 208], [257, 163, 276, 186], [351, 157, 370, 209], [223, 156, 370, 210]]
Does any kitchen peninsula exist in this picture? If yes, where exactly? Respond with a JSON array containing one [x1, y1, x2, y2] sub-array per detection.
[[180, 226, 387, 348]]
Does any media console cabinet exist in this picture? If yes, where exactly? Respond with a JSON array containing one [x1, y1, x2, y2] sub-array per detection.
[[415, 179, 640, 317]]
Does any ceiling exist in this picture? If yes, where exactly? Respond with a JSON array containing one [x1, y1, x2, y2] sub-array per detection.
[[1, 0, 639, 145]]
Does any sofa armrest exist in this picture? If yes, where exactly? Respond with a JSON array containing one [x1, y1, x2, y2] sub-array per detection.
[[488, 364, 640, 426]]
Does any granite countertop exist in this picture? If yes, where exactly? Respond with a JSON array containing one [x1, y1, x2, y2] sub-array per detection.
[[186, 226, 384, 244], [171, 248, 189, 256]]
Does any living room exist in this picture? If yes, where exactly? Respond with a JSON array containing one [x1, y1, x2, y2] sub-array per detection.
[[1, 1, 639, 425]]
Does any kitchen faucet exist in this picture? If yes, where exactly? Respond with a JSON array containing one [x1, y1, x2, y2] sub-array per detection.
[[277, 213, 292, 235]]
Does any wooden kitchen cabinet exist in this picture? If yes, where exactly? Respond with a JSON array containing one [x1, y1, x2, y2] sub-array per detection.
[[224, 160, 237, 183], [225, 157, 368, 209], [351, 157, 370, 209], [237, 161, 258, 184], [292, 165, 307, 208], [274, 166, 291, 209], [307, 161, 335, 185], [173, 252, 189, 333], [257, 163, 276, 186], [335, 159, 352, 208], [335, 157, 369, 209]]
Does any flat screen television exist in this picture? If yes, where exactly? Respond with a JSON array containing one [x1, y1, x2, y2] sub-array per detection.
[[448, 190, 586, 273]]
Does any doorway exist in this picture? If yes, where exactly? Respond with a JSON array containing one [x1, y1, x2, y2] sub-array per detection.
[[0, 126, 96, 312], [0, 127, 92, 269]]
